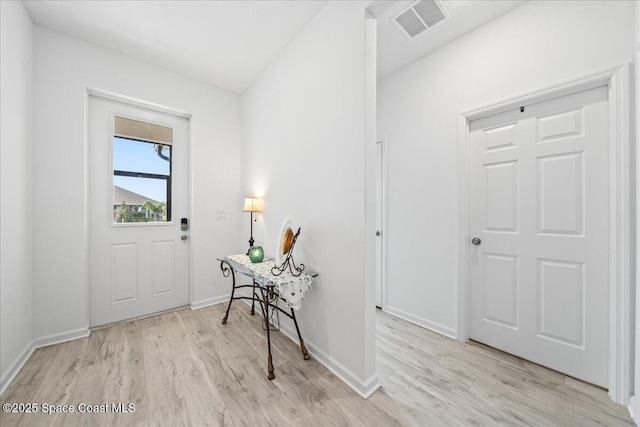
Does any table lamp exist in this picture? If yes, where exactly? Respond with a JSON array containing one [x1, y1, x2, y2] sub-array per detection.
[[243, 197, 263, 255]]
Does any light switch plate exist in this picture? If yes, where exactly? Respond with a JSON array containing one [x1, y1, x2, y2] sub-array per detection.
[[216, 211, 227, 220]]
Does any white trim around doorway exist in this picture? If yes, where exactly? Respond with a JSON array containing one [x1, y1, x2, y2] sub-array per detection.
[[377, 136, 389, 311], [456, 65, 631, 405]]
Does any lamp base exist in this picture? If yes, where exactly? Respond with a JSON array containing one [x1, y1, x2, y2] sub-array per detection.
[[246, 210, 255, 255], [247, 236, 255, 255]]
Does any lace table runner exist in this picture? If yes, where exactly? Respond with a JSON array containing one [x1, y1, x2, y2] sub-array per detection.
[[227, 254, 314, 310]]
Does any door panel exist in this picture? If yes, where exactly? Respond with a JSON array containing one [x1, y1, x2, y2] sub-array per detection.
[[537, 152, 584, 235], [537, 109, 582, 143], [483, 253, 518, 328], [485, 160, 518, 232], [538, 259, 584, 347], [89, 96, 189, 327], [485, 123, 517, 151], [110, 243, 138, 304], [469, 86, 609, 387], [151, 240, 175, 296]]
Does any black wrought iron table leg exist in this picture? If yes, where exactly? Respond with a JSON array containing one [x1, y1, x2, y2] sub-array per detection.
[[291, 308, 310, 360], [251, 279, 256, 315], [259, 287, 275, 380], [220, 261, 236, 325]]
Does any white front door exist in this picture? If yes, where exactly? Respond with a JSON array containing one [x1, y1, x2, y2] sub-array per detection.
[[469, 86, 609, 387], [89, 96, 190, 327]]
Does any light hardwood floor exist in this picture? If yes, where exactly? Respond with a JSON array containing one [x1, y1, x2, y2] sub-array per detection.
[[1, 304, 635, 426]]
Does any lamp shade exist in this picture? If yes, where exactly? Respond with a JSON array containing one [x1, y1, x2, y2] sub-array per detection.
[[243, 197, 263, 212]]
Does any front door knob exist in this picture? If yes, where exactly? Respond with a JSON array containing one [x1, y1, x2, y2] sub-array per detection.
[[471, 237, 481, 245]]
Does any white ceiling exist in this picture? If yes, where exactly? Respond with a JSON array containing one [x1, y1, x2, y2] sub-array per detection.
[[23, 1, 526, 93], [22, 0, 327, 94], [375, 0, 526, 80]]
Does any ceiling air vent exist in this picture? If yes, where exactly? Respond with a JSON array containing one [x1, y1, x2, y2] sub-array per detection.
[[393, 0, 450, 39]]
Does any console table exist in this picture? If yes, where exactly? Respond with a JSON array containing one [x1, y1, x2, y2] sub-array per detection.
[[217, 254, 316, 380]]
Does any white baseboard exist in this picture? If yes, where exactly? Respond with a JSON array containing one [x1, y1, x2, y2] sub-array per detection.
[[629, 395, 638, 425], [190, 294, 230, 310], [1, 340, 35, 396], [384, 305, 457, 339], [239, 300, 380, 399], [1, 326, 89, 396], [32, 326, 90, 349]]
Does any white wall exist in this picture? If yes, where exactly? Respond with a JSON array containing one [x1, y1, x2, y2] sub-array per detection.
[[241, 1, 378, 396], [31, 26, 243, 338], [378, 1, 635, 336], [0, 1, 34, 390]]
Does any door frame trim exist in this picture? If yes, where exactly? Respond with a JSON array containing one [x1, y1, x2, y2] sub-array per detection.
[[456, 65, 631, 404], [85, 88, 194, 325], [376, 136, 388, 310]]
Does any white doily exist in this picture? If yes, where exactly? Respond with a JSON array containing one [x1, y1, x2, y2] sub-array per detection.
[[227, 254, 313, 310]]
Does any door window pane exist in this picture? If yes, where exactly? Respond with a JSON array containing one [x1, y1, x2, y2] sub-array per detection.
[[112, 136, 172, 223], [114, 137, 170, 175]]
